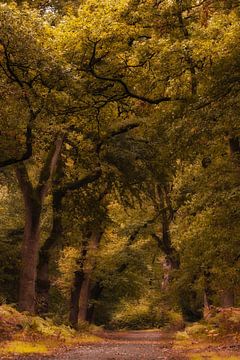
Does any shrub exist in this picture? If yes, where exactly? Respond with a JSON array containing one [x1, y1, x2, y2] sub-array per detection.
[[186, 323, 208, 336], [107, 298, 184, 330]]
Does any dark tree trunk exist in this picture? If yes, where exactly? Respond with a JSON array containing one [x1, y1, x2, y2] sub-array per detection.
[[69, 232, 103, 327], [36, 189, 63, 314], [86, 281, 103, 324], [156, 185, 179, 271], [16, 137, 63, 313], [203, 270, 214, 319], [69, 270, 85, 328], [19, 198, 41, 313]]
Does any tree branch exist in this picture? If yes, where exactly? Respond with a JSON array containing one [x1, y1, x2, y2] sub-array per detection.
[[88, 42, 182, 104], [37, 136, 64, 201], [57, 168, 102, 197], [96, 123, 140, 152], [15, 162, 35, 207]]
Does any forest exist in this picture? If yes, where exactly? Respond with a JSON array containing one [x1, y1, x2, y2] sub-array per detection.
[[0, 0, 240, 358]]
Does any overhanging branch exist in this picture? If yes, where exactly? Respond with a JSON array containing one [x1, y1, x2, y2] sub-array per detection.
[[88, 41, 183, 105], [57, 168, 102, 196]]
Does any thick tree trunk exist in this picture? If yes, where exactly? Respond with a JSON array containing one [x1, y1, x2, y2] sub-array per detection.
[[19, 202, 41, 313], [36, 189, 63, 314], [16, 137, 63, 313]]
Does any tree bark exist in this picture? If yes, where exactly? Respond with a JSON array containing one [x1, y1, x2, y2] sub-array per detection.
[[16, 164, 41, 313], [36, 189, 63, 314], [16, 137, 63, 313], [153, 185, 179, 273], [78, 231, 103, 322], [86, 281, 103, 324], [19, 196, 41, 312], [69, 270, 85, 328], [78, 275, 91, 322]]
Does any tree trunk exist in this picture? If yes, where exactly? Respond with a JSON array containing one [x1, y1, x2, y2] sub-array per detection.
[[69, 231, 103, 327], [36, 189, 63, 314], [36, 254, 50, 314], [202, 268, 215, 319], [78, 275, 91, 322], [16, 137, 63, 313], [78, 231, 103, 322], [156, 185, 179, 279], [86, 281, 103, 324], [69, 270, 85, 328], [19, 200, 41, 313], [69, 238, 89, 328]]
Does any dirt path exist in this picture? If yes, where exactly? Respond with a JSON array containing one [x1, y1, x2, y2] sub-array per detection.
[[51, 331, 186, 360], [10, 331, 187, 360], [3, 331, 240, 359]]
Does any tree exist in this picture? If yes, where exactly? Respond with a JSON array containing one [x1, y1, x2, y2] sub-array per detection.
[[16, 138, 63, 312]]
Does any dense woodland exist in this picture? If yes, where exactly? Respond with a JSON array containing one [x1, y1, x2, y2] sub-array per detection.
[[0, 0, 240, 331]]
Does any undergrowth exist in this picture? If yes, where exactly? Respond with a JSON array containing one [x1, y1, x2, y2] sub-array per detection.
[[0, 304, 101, 356]]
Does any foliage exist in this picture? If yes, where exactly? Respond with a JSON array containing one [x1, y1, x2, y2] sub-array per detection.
[[105, 297, 183, 330], [0, 0, 240, 337]]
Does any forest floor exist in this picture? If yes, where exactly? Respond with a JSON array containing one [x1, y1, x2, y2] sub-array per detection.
[[1, 305, 240, 360], [1, 330, 240, 360]]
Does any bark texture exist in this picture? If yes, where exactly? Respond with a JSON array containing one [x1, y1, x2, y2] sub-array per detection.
[[36, 189, 63, 314], [69, 241, 88, 328], [16, 137, 63, 313], [78, 231, 103, 322]]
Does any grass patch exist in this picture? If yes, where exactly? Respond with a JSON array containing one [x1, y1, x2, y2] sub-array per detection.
[[71, 333, 103, 344], [4, 340, 48, 354]]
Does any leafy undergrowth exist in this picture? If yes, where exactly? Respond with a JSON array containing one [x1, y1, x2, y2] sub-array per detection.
[[0, 305, 102, 357], [107, 298, 184, 330], [174, 307, 240, 359]]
